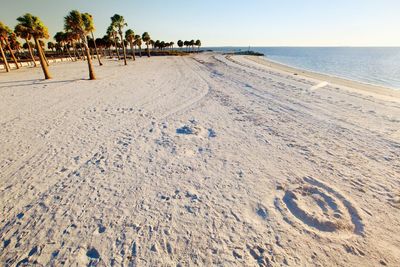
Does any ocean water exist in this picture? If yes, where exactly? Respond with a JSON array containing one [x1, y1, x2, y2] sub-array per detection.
[[207, 47, 400, 90]]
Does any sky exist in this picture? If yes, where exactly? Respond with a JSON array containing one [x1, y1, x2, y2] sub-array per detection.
[[2, 0, 400, 46]]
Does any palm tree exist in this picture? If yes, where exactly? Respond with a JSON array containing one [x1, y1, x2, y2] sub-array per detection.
[[190, 40, 195, 52], [54, 31, 73, 60], [66, 31, 80, 60], [195, 39, 201, 52], [106, 25, 120, 59], [134, 35, 142, 57], [102, 34, 112, 57], [16, 14, 51, 79], [183, 41, 188, 52], [0, 22, 20, 69], [9, 33, 22, 55], [82, 13, 102, 66], [95, 38, 106, 57], [125, 29, 136, 61], [38, 39, 50, 65], [64, 10, 96, 80], [15, 23, 37, 67], [177, 40, 183, 51], [142, 32, 151, 57], [0, 28, 10, 72], [110, 14, 127, 65], [47, 41, 55, 52]]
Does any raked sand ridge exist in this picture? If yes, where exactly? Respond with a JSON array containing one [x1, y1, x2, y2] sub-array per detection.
[[0, 53, 399, 266]]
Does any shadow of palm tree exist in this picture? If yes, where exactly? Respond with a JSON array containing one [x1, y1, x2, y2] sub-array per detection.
[[0, 79, 86, 89]]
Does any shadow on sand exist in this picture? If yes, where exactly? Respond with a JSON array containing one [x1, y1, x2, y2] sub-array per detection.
[[0, 79, 85, 89]]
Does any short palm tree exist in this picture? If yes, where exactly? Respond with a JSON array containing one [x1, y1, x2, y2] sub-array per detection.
[[195, 39, 201, 52], [106, 25, 120, 59], [142, 32, 151, 57], [190, 40, 195, 52], [125, 29, 135, 61], [0, 22, 20, 69], [82, 13, 102, 66], [134, 35, 142, 57], [47, 41, 55, 52], [177, 40, 183, 51], [102, 34, 112, 57], [184, 40, 189, 51], [15, 23, 37, 67], [64, 10, 96, 80], [54, 31, 73, 60], [15, 14, 51, 79], [110, 14, 127, 65]]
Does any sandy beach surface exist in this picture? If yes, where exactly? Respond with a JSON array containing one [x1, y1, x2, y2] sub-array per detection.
[[0, 53, 399, 266]]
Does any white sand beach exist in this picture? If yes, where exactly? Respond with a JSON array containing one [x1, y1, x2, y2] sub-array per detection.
[[0, 53, 399, 266]]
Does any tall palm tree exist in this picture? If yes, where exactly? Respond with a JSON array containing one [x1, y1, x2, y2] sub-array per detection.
[[0, 22, 20, 69], [142, 32, 151, 57], [134, 35, 142, 57], [64, 10, 96, 80], [15, 24, 37, 67], [125, 29, 136, 61], [15, 14, 51, 79], [82, 13, 102, 66], [110, 14, 128, 65], [38, 39, 50, 66], [0, 31, 10, 72]]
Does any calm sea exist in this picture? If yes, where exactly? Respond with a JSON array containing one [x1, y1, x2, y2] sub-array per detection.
[[207, 47, 400, 90]]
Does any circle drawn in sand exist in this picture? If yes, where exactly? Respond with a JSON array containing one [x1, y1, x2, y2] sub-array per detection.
[[275, 177, 364, 236]]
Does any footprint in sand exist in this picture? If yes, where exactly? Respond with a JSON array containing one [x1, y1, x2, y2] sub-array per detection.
[[86, 247, 100, 266], [275, 176, 364, 237]]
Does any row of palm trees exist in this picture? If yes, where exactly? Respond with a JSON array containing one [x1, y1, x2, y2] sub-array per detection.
[[178, 40, 202, 52], [1, 12, 202, 80]]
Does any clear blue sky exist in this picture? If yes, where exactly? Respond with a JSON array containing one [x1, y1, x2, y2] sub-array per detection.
[[2, 0, 400, 46]]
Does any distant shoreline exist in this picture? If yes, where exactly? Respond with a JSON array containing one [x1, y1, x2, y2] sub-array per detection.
[[243, 55, 400, 103]]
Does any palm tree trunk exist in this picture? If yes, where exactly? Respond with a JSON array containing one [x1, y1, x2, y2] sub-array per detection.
[[33, 37, 51, 79], [4, 39, 20, 69], [81, 37, 96, 80], [90, 31, 103, 66], [139, 46, 142, 57], [119, 32, 127, 65], [113, 33, 120, 60], [65, 45, 73, 61], [43, 51, 50, 66], [26, 39, 37, 67], [0, 41, 11, 72], [74, 44, 81, 60], [72, 44, 78, 60], [129, 41, 135, 61], [146, 44, 150, 57]]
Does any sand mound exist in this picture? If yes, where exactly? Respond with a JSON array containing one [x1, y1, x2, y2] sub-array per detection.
[[276, 177, 364, 236]]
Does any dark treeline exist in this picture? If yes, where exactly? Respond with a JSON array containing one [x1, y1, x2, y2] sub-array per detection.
[[1, 13, 202, 80]]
